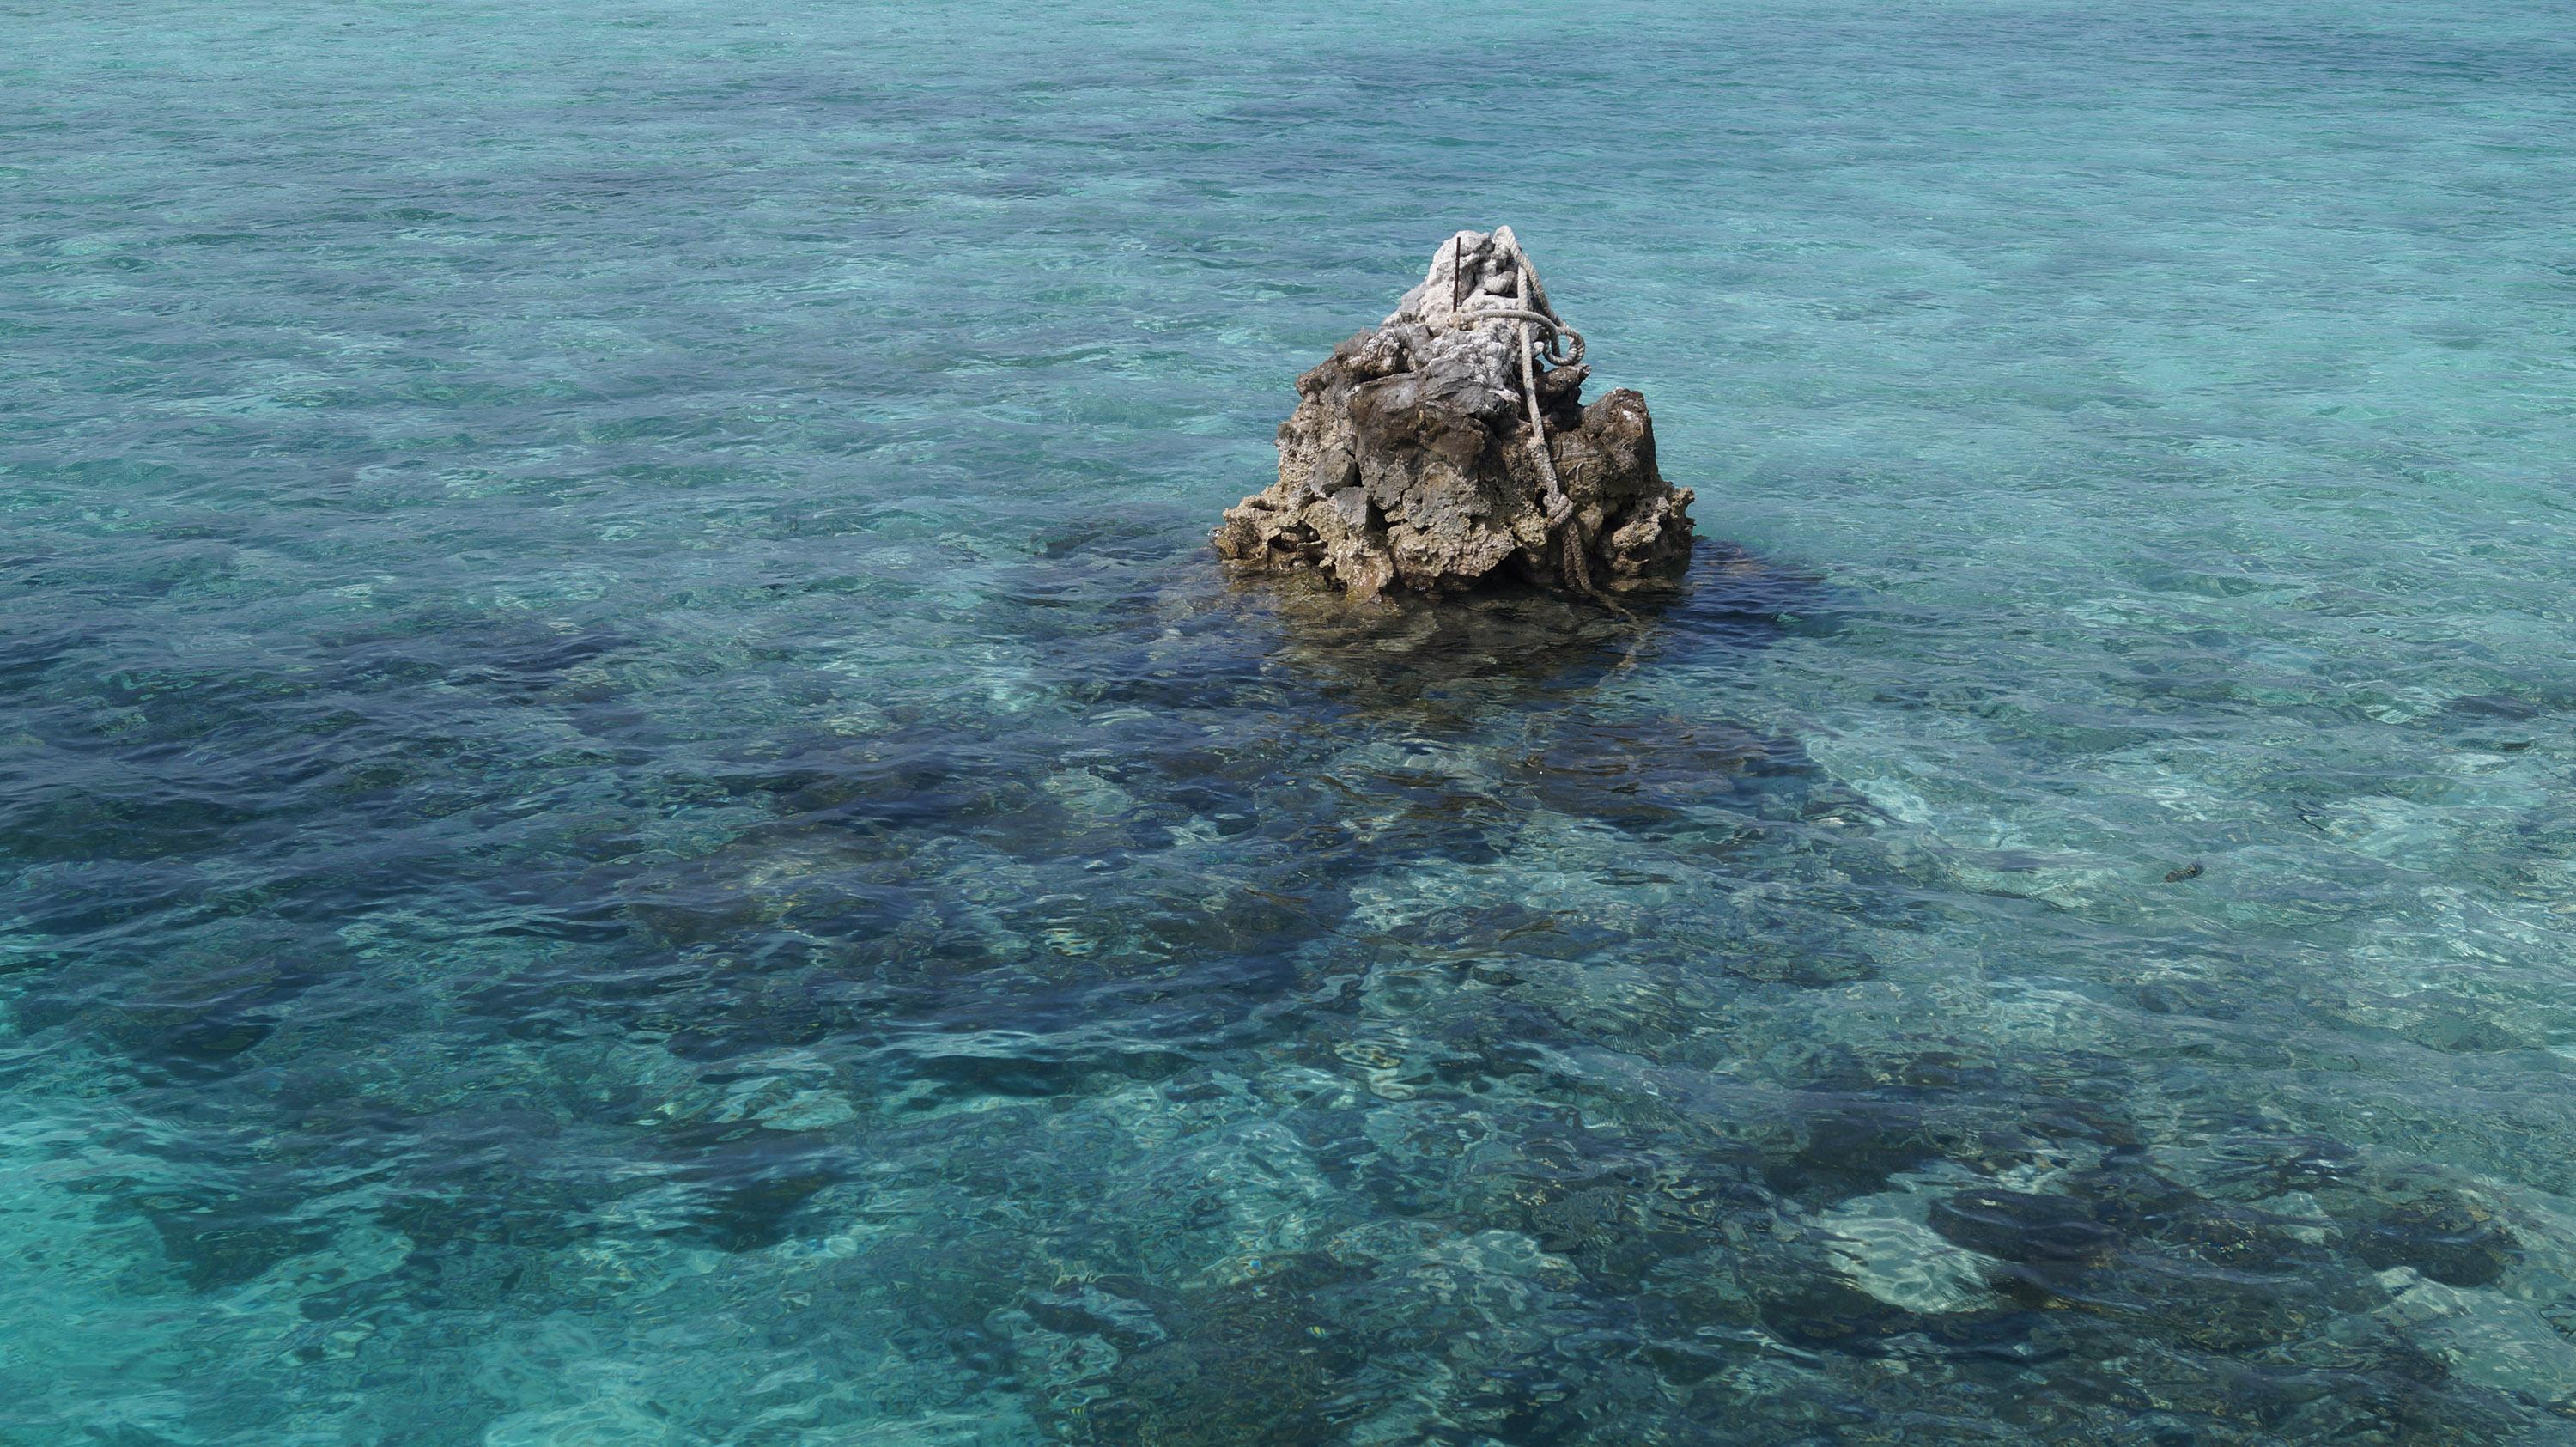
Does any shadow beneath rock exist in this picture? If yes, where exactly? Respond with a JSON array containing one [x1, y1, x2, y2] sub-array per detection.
[[1221, 536, 1826, 716]]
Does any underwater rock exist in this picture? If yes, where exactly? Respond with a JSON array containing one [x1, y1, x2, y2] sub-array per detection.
[[1213, 227, 1696, 601]]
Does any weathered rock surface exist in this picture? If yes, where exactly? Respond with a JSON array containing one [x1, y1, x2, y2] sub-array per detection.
[[1214, 227, 1695, 600]]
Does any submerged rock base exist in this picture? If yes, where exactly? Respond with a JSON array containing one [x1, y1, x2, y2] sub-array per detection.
[[1214, 227, 1694, 601]]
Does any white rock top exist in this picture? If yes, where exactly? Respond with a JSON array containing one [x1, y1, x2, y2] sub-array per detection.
[[1357, 228, 1579, 424], [1386, 226, 1559, 331]]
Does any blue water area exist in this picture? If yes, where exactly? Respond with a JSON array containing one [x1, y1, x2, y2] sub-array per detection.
[[5, 0, 2574, 1440]]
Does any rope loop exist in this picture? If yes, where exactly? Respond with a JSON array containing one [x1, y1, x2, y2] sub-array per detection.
[[1447, 307, 1584, 371], [1493, 258, 1606, 601]]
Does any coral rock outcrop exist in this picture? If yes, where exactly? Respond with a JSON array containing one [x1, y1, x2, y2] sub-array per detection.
[[1214, 228, 1695, 600]]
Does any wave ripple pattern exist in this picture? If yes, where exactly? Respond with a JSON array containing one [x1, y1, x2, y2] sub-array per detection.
[[3, 2, 2573, 1442]]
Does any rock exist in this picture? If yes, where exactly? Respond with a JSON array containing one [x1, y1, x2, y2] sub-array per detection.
[[1213, 228, 1696, 601]]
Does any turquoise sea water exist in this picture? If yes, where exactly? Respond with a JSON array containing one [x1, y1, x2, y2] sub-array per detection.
[[6, 1, 2575, 1440]]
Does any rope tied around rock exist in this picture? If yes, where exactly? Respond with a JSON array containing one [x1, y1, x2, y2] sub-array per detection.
[[1451, 260, 1599, 598], [1455, 309, 1585, 372]]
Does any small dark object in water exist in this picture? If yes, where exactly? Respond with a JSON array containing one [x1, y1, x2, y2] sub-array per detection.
[[1929, 1188, 2123, 1268], [2164, 861, 2203, 883]]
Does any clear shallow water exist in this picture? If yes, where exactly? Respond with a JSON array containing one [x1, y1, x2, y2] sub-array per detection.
[[4, 0, 2574, 1439]]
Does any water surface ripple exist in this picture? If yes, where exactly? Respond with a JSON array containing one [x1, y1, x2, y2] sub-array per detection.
[[5, 2, 2575, 1442]]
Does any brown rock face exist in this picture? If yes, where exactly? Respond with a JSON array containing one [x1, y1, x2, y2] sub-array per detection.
[[1213, 228, 1695, 601]]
